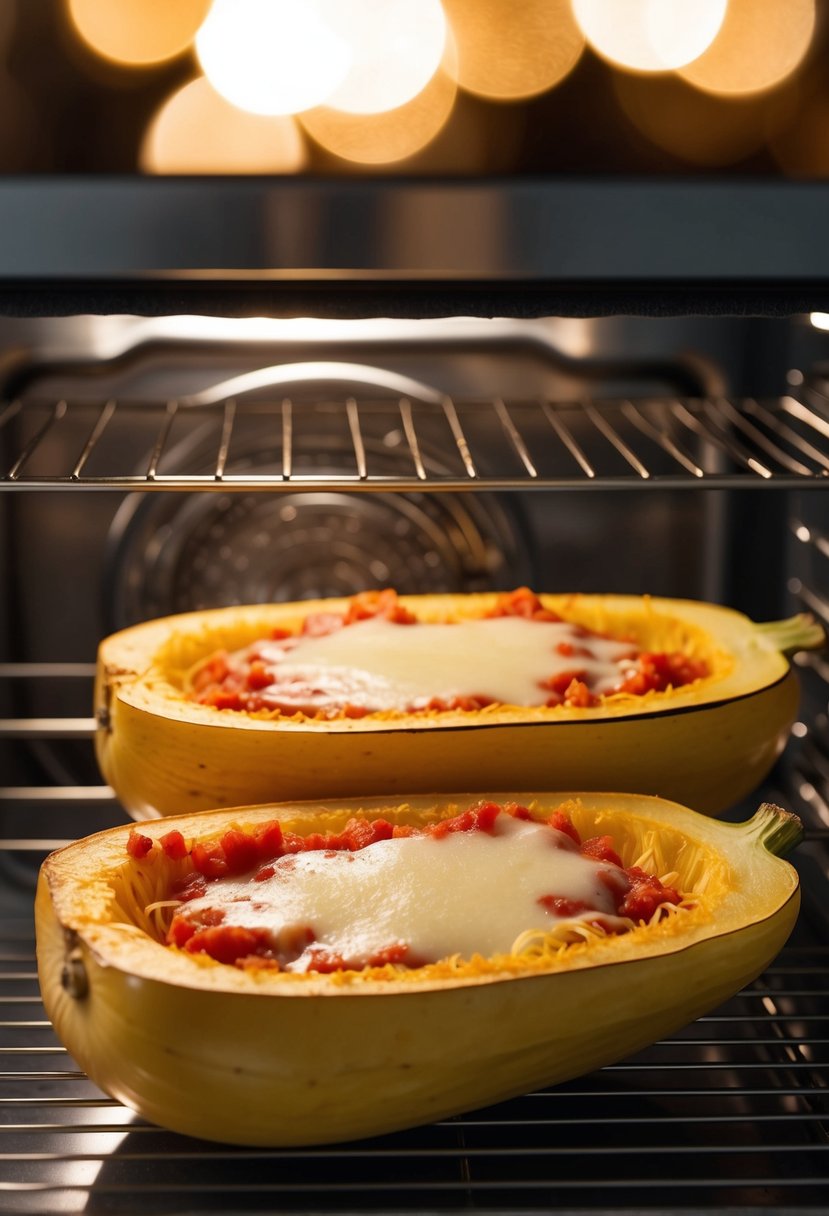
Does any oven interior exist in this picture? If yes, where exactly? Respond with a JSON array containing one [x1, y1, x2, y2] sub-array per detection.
[[0, 311, 827, 1213]]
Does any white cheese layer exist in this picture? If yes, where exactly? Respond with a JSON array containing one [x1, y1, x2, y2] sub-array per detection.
[[180, 814, 624, 971], [245, 616, 637, 713]]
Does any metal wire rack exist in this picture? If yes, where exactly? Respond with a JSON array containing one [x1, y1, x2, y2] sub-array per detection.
[[1, 928, 827, 1214], [3, 390, 829, 491], [1, 643, 829, 1213]]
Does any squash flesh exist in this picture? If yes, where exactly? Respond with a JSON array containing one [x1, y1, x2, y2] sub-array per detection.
[[95, 593, 801, 818], [36, 792, 800, 1145]]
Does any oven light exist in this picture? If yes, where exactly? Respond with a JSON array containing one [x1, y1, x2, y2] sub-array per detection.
[[322, 0, 447, 115], [571, 0, 726, 72], [142, 77, 306, 175], [195, 0, 352, 116], [67, 0, 211, 67], [809, 312, 829, 331]]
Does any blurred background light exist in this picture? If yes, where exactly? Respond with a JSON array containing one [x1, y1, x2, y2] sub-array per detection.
[[300, 40, 457, 165], [614, 70, 796, 167], [195, 0, 352, 116], [679, 0, 815, 96], [572, 0, 727, 73], [140, 76, 306, 173], [321, 0, 446, 115], [66, 0, 211, 67], [441, 0, 584, 101]]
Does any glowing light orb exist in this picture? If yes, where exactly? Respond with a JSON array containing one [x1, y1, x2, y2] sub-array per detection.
[[141, 77, 306, 174], [679, 0, 815, 97], [300, 45, 457, 166], [66, 0, 211, 66], [572, 0, 727, 72], [322, 0, 447, 115], [614, 72, 792, 167], [195, 0, 352, 116], [442, 0, 584, 100]]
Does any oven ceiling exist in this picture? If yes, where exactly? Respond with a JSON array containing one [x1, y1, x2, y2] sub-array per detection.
[[2, 179, 829, 318]]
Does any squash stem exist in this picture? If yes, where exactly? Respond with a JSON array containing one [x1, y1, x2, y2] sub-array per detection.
[[744, 803, 804, 858], [755, 613, 825, 655]]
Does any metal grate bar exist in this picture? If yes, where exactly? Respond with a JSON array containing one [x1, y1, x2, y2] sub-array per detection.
[[346, 396, 367, 479], [584, 401, 650, 478], [0, 786, 114, 804], [3, 393, 829, 490], [541, 400, 595, 476], [281, 397, 292, 479], [492, 398, 538, 477], [748, 398, 829, 472], [145, 399, 178, 480], [716, 397, 815, 476], [669, 399, 771, 477], [621, 400, 704, 477], [0, 663, 95, 678], [399, 397, 427, 480], [7, 400, 67, 479], [71, 398, 115, 479], [441, 395, 477, 478], [214, 398, 236, 480], [0, 718, 94, 739]]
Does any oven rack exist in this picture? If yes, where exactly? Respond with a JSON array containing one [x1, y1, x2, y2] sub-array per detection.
[[3, 672, 829, 1212], [1, 933, 827, 1214], [2, 391, 829, 491]]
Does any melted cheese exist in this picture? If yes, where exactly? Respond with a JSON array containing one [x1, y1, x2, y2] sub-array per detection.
[[179, 816, 625, 971], [244, 617, 637, 713]]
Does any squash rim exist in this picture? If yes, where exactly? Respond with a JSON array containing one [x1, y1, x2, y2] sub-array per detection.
[[40, 791, 801, 999]]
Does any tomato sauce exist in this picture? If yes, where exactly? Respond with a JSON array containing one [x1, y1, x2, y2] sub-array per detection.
[[187, 588, 708, 718], [127, 802, 683, 972]]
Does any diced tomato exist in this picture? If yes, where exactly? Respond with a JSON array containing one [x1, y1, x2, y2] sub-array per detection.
[[304, 948, 349, 973], [546, 810, 581, 846], [254, 819, 284, 861], [538, 895, 591, 917], [485, 586, 562, 622], [246, 660, 273, 691], [616, 651, 709, 696], [182, 924, 272, 966], [126, 829, 154, 860], [160, 830, 187, 861], [172, 872, 208, 902], [581, 835, 624, 867], [220, 829, 260, 875], [343, 589, 417, 626], [618, 866, 682, 922], [190, 651, 230, 693], [504, 802, 533, 821], [190, 841, 230, 879], [168, 914, 197, 948]]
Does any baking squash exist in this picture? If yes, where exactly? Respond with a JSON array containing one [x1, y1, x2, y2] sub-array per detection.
[[36, 791, 802, 1146], [94, 592, 823, 819]]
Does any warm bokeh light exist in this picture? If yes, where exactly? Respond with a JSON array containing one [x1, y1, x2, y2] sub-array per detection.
[[679, 0, 815, 97], [572, 0, 727, 72], [300, 43, 457, 165], [614, 71, 795, 167], [442, 0, 584, 101], [321, 0, 447, 115], [140, 76, 306, 174], [66, 0, 211, 67], [769, 94, 829, 178], [195, 0, 352, 116]]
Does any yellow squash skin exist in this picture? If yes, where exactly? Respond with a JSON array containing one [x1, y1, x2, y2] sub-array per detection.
[[95, 593, 804, 819], [36, 792, 800, 1147]]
